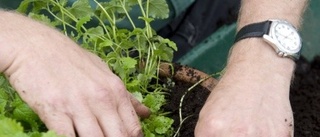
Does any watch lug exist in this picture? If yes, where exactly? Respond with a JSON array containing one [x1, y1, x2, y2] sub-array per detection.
[[262, 34, 279, 51]]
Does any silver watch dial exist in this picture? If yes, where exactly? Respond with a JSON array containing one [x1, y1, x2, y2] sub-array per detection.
[[273, 22, 301, 54]]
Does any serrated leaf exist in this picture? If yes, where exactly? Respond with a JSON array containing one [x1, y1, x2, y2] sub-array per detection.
[[120, 57, 137, 69], [76, 16, 92, 32], [153, 116, 174, 134], [67, 0, 93, 19], [127, 0, 139, 6], [143, 94, 165, 113], [154, 43, 174, 62], [0, 117, 24, 135], [16, 0, 40, 13], [84, 26, 105, 41], [13, 103, 39, 123], [142, 115, 173, 136], [28, 13, 53, 27], [162, 38, 177, 51], [148, 0, 169, 19], [0, 75, 5, 86], [0, 88, 8, 114], [99, 39, 113, 49]]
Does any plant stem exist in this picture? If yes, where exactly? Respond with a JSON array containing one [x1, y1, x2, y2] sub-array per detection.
[[46, 5, 76, 30], [120, 0, 136, 29]]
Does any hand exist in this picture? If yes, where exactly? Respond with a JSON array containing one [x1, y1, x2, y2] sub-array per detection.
[[195, 60, 294, 137], [195, 83, 293, 137], [1, 12, 150, 137]]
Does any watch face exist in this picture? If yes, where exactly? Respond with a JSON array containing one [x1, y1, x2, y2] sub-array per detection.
[[273, 22, 301, 54]]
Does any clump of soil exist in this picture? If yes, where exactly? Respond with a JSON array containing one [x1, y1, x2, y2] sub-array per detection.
[[290, 56, 320, 136], [163, 56, 320, 137]]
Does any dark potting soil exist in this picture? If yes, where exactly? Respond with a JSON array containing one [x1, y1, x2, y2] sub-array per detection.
[[291, 56, 320, 137], [162, 76, 211, 137], [163, 56, 320, 137]]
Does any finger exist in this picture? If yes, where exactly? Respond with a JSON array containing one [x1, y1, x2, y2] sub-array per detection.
[[129, 93, 151, 118], [40, 112, 75, 137], [118, 96, 144, 137], [89, 98, 128, 137], [71, 104, 104, 137]]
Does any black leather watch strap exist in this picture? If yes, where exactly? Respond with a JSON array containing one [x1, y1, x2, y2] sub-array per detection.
[[234, 20, 272, 43]]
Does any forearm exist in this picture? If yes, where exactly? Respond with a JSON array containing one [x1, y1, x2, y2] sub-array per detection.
[[238, 0, 308, 29], [220, 0, 308, 93]]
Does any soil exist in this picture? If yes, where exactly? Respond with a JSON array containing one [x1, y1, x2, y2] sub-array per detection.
[[291, 56, 320, 137], [163, 78, 210, 137], [163, 56, 320, 137]]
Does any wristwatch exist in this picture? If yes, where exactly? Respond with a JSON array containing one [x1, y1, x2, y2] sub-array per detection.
[[234, 19, 302, 60]]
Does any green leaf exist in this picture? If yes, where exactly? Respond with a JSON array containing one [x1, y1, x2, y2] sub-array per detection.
[[17, 0, 49, 14], [41, 131, 63, 137], [153, 116, 174, 134], [58, 0, 68, 7], [127, 0, 139, 6], [148, 0, 169, 19], [142, 115, 173, 136], [67, 0, 93, 19], [154, 43, 173, 62], [126, 79, 140, 92], [120, 57, 137, 70], [12, 101, 40, 132], [29, 132, 42, 137], [0, 75, 5, 86], [131, 92, 143, 102], [0, 117, 24, 135], [84, 26, 105, 42], [17, 0, 39, 13], [76, 16, 92, 32], [13, 103, 39, 122], [162, 38, 177, 51], [98, 39, 113, 49], [138, 16, 154, 23], [143, 94, 165, 113], [0, 88, 8, 114], [28, 13, 53, 27]]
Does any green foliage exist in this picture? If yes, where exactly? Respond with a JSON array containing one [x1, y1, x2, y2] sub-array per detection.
[[0, 116, 62, 137], [143, 93, 166, 113], [1, 0, 177, 136], [0, 75, 50, 136], [142, 115, 174, 137], [148, 0, 169, 19]]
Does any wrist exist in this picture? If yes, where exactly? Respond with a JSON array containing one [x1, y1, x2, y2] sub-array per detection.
[[219, 38, 294, 95], [0, 11, 20, 72]]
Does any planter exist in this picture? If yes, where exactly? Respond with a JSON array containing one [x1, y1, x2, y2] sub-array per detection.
[[159, 63, 218, 91]]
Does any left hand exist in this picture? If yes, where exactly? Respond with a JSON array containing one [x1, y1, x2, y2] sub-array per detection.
[[195, 61, 294, 137]]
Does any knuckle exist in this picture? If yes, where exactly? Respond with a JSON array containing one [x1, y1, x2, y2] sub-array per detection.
[[127, 122, 143, 137], [113, 78, 127, 91], [91, 87, 115, 103]]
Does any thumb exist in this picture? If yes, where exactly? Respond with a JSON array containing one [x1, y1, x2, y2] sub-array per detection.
[[129, 93, 151, 118]]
